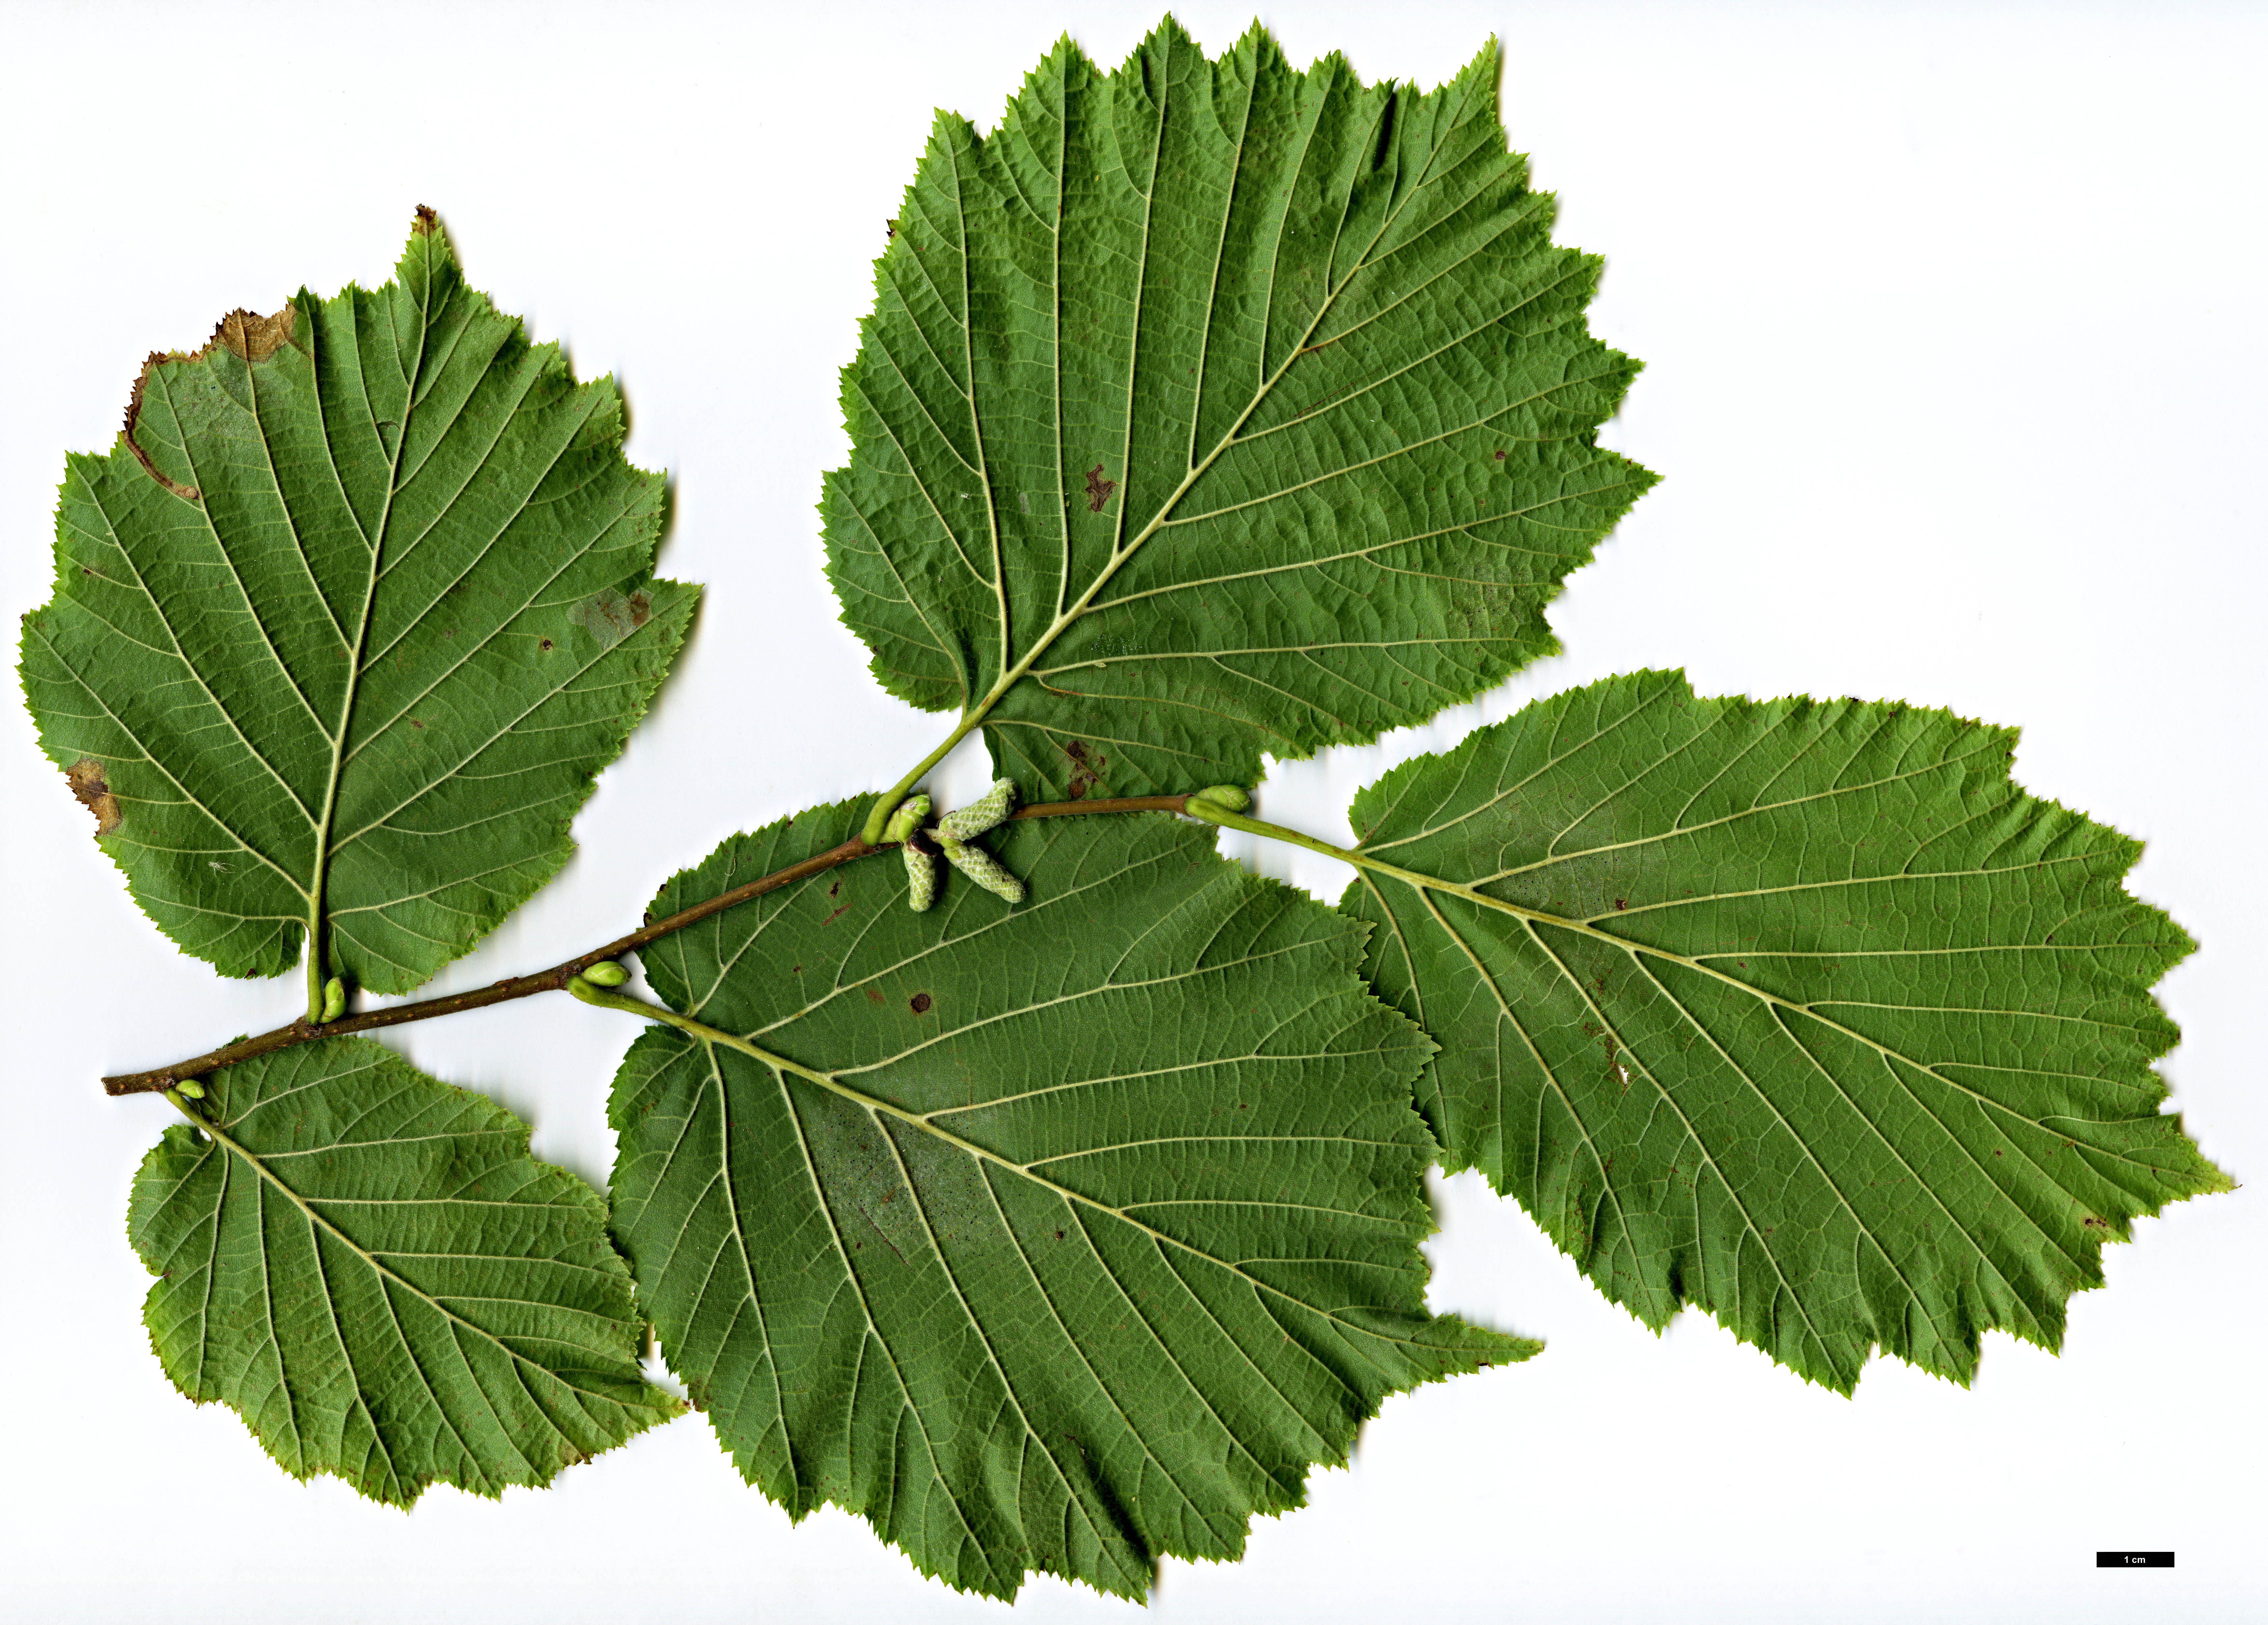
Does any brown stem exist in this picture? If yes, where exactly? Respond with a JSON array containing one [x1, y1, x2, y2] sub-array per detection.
[[103, 794, 1192, 1095]]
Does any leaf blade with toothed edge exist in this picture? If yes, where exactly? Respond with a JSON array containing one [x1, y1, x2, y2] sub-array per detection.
[[128, 1036, 680, 1505], [606, 800, 1530, 1600], [18, 211, 698, 994], [825, 21, 1652, 802], [1338, 669, 2230, 1392]]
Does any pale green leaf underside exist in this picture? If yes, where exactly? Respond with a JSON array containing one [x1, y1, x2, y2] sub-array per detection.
[[825, 21, 1652, 801], [19, 216, 696, 993], [1341, 670, 2229, 1391], [128, 1037, 678, 1505], [609, 805, 1525, 1600]]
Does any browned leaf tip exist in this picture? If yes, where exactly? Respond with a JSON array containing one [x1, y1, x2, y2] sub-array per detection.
[[1084, 464, 1116, 513], [65, 758, 121, 836], [208, 305, 296, 364], [413, 203, 439, 235], [121, 302, 298, 501], [121, 353, 200, 502]]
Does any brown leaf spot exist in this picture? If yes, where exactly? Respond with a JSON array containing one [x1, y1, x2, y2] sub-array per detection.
[[66, 758, 121, 835], [575, 588, 652, 647], [909, 992, 933, 1015], [865, 987, 885, 1005], [1061, 738, 1107, 800], [1084, 464, 1117, 513], [412, 204, 440, 236], [1614, 898, 1627, 910]]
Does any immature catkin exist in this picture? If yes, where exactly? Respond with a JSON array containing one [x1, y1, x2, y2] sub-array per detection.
[[904, 841, 937, 911], [938, 778, 1017, 839], [940, 833, 1026, 903]]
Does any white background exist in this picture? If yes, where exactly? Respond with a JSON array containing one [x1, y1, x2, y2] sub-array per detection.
[[2, 2, 2261, 1620]]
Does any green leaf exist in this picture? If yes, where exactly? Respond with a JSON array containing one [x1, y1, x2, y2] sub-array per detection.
[[128, 1037, 679, 1505], [1339, 670, 2230, 1391], [19, 212, 697, 995], [825, 21, 1651, 802], [608, 803, 1526, 1599]]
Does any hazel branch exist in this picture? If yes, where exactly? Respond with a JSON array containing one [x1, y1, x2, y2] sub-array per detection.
[[100, 794, 1195, 1095]]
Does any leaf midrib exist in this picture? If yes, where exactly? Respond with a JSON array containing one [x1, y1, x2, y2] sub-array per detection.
[[647, 1002, 1426, 1340], [302, 253, 433, 1008], [1359, 844, 2166, 1152]]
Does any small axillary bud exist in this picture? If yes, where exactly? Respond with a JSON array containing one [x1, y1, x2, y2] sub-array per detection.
[[173, 1079, 206, 1100], [318, 976, 346, 1024], [937, 778, 1017, 839], [581, 960, 630, 988], [879, 793, 932, 846], [1186, 783, 1251, 814]]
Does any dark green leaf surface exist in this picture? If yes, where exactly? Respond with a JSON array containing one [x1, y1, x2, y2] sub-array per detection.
[[609, 803, 1525, 1599], [20, 214, 696, 992], [826, 22, 1651, 800], [1341, 670, 2228, 1390], [128, 1038, 678, 1504]]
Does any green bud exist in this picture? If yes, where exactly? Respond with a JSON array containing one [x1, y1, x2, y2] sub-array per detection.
[[582, 960, 630, 988], [939, 833, 1026, 904], [1187, 783, 1251, 814], [320, 976, 346, 1023], [175, 1079, 206, 1100], [903, 841, 937, 911], [879, 793, 933, 846], [938, 777, 1017, 839]]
